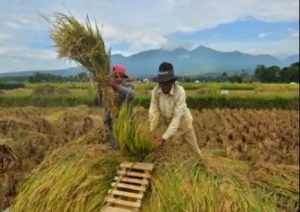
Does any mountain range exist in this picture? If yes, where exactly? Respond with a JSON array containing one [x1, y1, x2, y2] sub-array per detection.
[[0, 45, 298, 78]]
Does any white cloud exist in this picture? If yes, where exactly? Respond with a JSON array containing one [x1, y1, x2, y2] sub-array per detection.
[[258, 32, 271, 38], [4, 21, 21, 29], [202, 35, 299, 58], [290, 31, 299, 38], [0, 33, 9, 40], [102, 24, 167, 53]]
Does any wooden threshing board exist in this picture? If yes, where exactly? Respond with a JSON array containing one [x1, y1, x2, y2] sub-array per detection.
[[101, 161, 154, 212]]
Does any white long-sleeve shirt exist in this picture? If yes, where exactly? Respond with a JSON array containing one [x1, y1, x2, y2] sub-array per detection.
[[149, 83, 194, 140]]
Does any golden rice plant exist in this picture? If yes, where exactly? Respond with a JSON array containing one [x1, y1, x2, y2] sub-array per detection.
[[49, 13, 119, 116], [113, 104, 155, 161]]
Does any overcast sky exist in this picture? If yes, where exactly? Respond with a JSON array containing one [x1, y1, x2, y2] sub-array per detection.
[[0, 0, 298, 73]]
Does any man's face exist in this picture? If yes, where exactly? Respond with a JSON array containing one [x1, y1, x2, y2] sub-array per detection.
[[159, 80, 174, 94], [112, 72, 124, 85]]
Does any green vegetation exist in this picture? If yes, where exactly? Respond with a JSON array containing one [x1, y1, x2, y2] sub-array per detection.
[[1, 94, 298, 109], [0, 82, 25, 89], [0, 94, 93, 107]]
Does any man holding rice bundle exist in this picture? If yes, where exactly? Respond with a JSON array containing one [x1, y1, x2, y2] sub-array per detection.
[[99, 64, 135, 149], [149, 62, 203, 159], [48, 14, 135, 149]]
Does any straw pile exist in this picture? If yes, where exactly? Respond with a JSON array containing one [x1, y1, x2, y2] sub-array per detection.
[[0, 107, 106, 210], [49, 13, 119, 116]]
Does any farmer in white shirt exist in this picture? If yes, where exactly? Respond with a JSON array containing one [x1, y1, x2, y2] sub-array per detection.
[[149, 62, 203, 158]]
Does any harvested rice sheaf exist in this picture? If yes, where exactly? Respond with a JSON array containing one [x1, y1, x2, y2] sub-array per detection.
[[49, 13, 119, 117]]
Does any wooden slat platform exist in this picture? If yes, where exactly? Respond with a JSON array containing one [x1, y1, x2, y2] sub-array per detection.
[[101, 161, 154, 212]]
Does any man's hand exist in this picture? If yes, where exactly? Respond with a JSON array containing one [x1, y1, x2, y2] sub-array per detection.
[[104, 77, 114, 86], [155, 137, 166, 147], [153, 132, 160, 139], [103, 77, 119, 91]]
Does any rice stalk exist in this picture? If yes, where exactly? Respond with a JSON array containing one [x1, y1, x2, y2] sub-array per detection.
[[113, 104, 155, 161]]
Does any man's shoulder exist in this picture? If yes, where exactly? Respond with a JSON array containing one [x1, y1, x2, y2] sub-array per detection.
[[151, 85, 159, 94], [123, 82, 134, 89], [174, 83, 185, 94]]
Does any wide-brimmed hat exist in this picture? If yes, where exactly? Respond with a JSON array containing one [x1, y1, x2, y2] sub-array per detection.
[[112, 64, 128, 78], [152, 62, 179, 83]]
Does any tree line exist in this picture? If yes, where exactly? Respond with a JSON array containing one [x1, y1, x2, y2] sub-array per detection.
[[0, 72, 90, 83], [181, 62, 299, 83], [1, 62, 298, 84], [254, 62, 299, 83]]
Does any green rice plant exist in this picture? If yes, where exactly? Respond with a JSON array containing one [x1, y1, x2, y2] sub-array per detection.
[[49, 13, 119, 117], [113, 104, 155, 161], [0, 94, 299, 109]]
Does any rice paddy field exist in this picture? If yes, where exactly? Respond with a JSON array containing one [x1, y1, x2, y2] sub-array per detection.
[[2, 82, 299, 98], [0, 82, 299, 212]]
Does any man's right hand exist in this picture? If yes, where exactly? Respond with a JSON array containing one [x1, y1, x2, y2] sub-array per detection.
[[155, 137, 166, 147]]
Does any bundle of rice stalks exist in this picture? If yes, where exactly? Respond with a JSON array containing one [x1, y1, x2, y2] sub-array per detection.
[[251, 162, 299, 210], [12, 144, 124, 212], [113, 105, 155, 161], [49, 13, 119, 117]]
